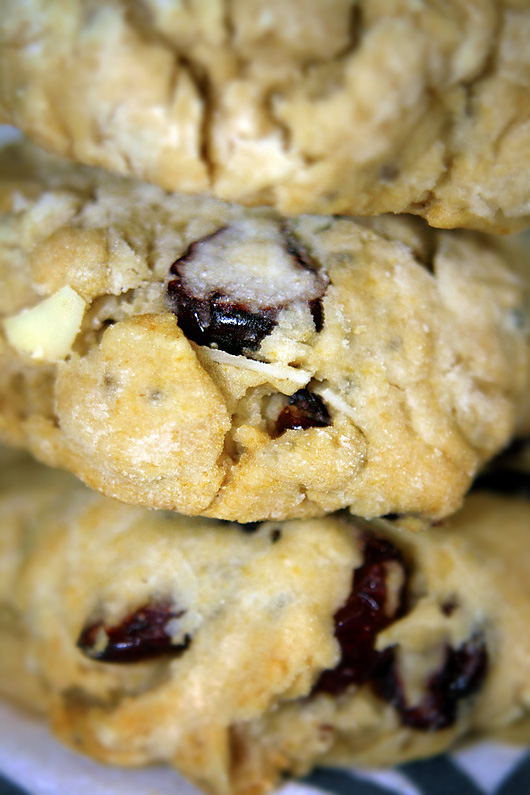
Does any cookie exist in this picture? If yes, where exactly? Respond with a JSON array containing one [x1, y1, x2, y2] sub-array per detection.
[[1, 142, 528, 522], [1, 453, 530, 795], [1, 1, 529, 232]]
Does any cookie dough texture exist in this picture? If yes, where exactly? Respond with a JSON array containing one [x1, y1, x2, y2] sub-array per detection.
[[1, 143, 529, 522], [2, 455, 530, 795], [1, 1, 530, 232]]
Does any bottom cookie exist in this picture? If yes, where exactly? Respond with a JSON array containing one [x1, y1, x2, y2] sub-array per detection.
[[1, 455, 530, 795]]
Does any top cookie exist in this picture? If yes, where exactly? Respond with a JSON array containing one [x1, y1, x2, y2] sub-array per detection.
[[1, 0, 529, 232], [0, 143, 528, 522]]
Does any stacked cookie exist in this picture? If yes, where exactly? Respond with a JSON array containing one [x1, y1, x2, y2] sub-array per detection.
[[0, 3, 530, 795]]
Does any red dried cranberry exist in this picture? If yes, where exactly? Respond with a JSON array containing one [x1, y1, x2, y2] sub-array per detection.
[[282, 224, 320, 273], [167, 276, 277, 354], [312, 532, 407, 696], [275, 389, 332, 434], [77, 599, 190, 663], [167, 220, 327, 355], [375, 633, 488, 730], [309, 298, 324, 333], [441, 599, 458, 617]]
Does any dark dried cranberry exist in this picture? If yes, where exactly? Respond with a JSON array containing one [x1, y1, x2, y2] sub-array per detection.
[[441, 599, 458, 617], [470, 468, 530, 499], [309, 298, 324, 333], [167, 274, 277, 354], [167, 220, 327, 355], [77, 599, 190, 663], [312, 532, 407, 696], [376, 633, 488, 730], [275, 389, 332, 435], [282, 224, 320, 273]]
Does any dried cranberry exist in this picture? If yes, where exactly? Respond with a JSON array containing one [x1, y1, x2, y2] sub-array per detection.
[[77, 599, 190, 663], [312, 532, 407, 696], [275, 389, 332, 435], [376, 633, 488, 730], [167, 220, 327, 355], [282, 224, 319, 272], [441, 599, 458, 617], [309, 298, 324, 333], [167, 277, 277, 354]]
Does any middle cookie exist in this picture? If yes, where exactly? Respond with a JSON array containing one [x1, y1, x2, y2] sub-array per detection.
[[1, 144, 529, 521]]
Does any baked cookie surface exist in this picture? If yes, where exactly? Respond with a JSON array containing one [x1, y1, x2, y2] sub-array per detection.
[[2, 454, 530, 795], [0, 143, 528, 522], [1, 0, 529, 231]]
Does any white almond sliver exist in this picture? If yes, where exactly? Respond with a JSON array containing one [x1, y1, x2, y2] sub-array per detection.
[[203, 348, 313, 388], [4, 286, 86, 362], [314, 385, 358, 422]]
